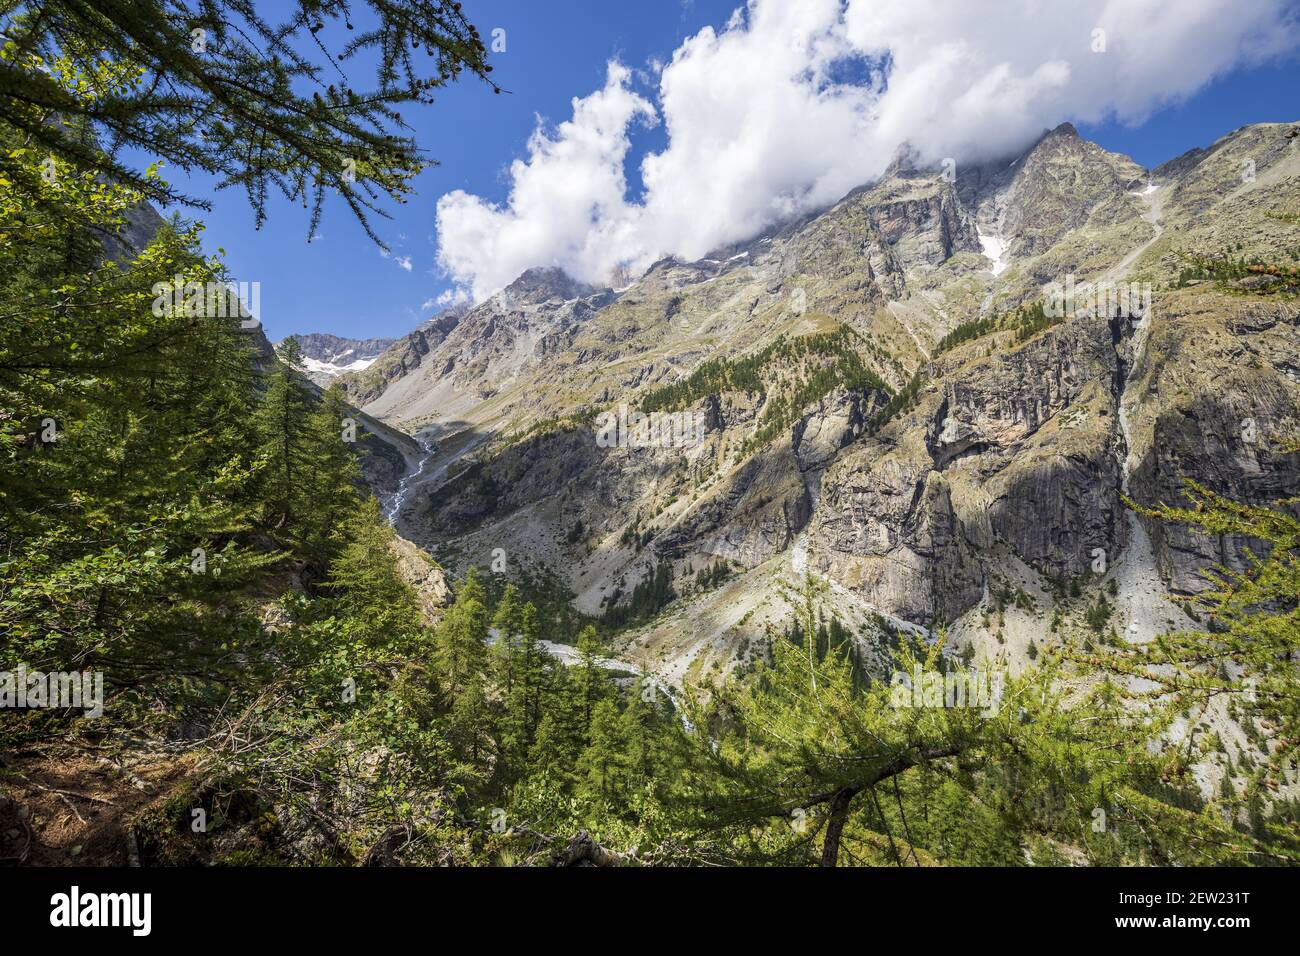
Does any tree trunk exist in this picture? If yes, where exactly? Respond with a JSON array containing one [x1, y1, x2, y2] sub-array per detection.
[[820, 786, 858, 867]]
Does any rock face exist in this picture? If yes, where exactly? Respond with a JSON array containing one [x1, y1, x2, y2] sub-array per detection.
[[792, 388, 879, 472], [342, 269, 610, 426], [343, 308, 465, 406], [1000, 123, 1147, 258], [1122, 291, 1300, 593], [803, 313, 1130, 625], [354, 121, 1300, 668], [389, 534, 450, 625]]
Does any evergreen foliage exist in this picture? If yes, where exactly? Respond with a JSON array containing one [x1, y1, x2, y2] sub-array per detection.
[[1174, 252, 1300, 296], [0, 0, 497, 242]]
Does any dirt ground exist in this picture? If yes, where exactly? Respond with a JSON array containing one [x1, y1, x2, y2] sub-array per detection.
[[1, 745, 195, 867]]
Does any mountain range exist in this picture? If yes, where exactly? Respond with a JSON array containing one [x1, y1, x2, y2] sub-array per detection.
[[276, 332, 397, 386], [327, 121, 1299, 717]]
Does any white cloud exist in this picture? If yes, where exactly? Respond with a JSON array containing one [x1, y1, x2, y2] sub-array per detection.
[[395, 255, 413, 272], [436, 287, 471, 308], [435, 62, 656, 301], [842, 0, 1297, 165], [435, 0, 1298, 302]]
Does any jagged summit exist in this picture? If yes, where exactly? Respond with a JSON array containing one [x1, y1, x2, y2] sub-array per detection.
[[883, 141, 927, 179], [499, 266, 598, 306]]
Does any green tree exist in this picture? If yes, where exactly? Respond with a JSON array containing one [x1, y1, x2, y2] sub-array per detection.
[[574, 624, 606, 735], [578, 698, 626, 798], [0, 0, 497, 241], [298, 383, 365, 558], [326, 498, 421, 647], [490, 584, 524, 694], [1102, 480, 1300, 862], [254, 336, 315, 530], [433, 568, 489, 696], [673, 576, 1146, 866], [528, 700, 578, 787], [432, 570, 494, 781], [0, 73, 280, 711]]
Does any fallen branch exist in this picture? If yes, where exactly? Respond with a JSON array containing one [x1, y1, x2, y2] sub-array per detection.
[[551, 830, 623, 867]]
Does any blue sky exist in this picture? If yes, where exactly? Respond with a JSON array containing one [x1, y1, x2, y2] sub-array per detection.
[[149, 0, 1300, 344]]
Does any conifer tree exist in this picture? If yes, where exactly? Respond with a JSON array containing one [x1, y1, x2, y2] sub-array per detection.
[[0, 68, 279, 702], [517, 601, 549, 737], [1100, 479, 1300, 862], [491, 584, 524, 695], [578, 699, 626, 798], [299, 383, 364, 558], [674, 576, 1147, 866], [0, 1, 498, 242], [528, 703, 577, 787], [574, 624, 606, 735], [618, 680, 657, 786], [326, 498, 421, 647], [433, 568, 490, 697], [428, 570, 494, 780], [254, 336, 315, 531]]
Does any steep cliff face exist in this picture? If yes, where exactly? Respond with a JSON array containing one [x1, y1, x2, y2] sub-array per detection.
[[349, 121, 1300, 681], [341, 307, 465, 408], [805, 312, 1127, 626], [1122, 290, 1300, 593]]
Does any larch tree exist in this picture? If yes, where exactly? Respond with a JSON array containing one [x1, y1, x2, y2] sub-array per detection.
[[0, 0, 499, 243]]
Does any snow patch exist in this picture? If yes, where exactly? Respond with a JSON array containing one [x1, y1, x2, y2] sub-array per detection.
[[977, 227, 1009, 277], [301, 355, 376, 378]]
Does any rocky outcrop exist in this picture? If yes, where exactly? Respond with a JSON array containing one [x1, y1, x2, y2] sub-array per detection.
[[389, 535, 450, 625], [805, 313, 1124, 624], [342, 307, 464, 406], [100, 199, 168, 264], [792, 387, 881, 471], [811, 441, 983, 625], [661, 441, 812, 566]]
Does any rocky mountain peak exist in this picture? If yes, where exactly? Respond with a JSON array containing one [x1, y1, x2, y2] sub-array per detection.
[[288, 332, 397, 363], [499, 266, 597, 306], [883, 141, 926, 179], [999, 119, 1147, 257]]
